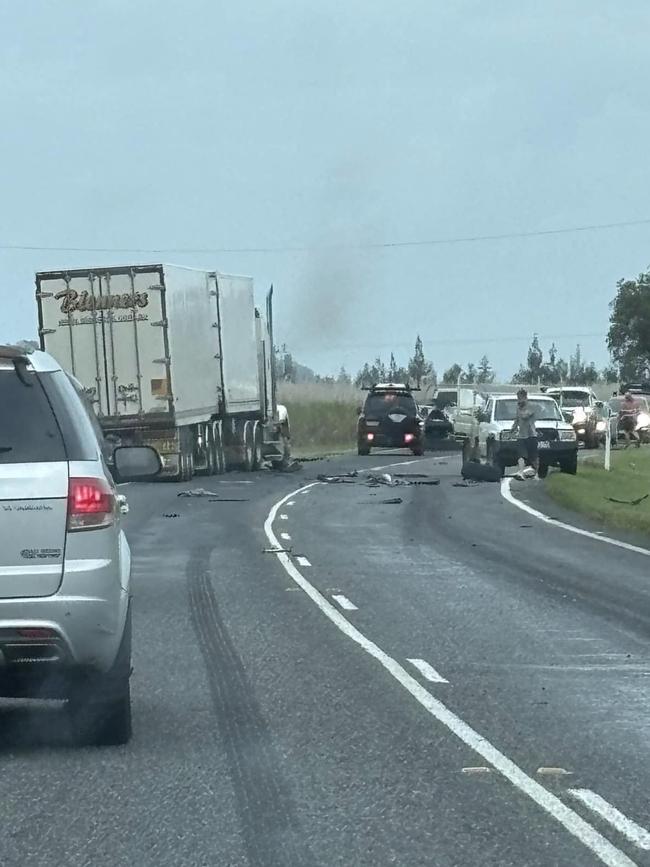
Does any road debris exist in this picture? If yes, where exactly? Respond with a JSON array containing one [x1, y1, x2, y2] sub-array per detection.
[[461, 462, 502, 483], [163, 513, 180, 518], [317, 471, 359, 483], [359, 496, 404, 505], [268, 460, 302, 473], [605, 493, 649, 506], [177, 488, 220, 497], [208, 498, 249, 503], [453, 480, 480, 488], [263, 546, 292, 554]]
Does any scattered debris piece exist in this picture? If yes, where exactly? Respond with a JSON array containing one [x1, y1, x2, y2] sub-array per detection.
[[208, 498, 249, 503], [393, 472, 430, 479], [453, 480, 479, 488], [412, 479, 441, 486], [317, 471, 358, 484], [536, 767, 573, 777], [263, 547, 292, 554], [379, 497, 403, 505], [520, 524, 532, 528], [178, 488, 220, 497], [605, 493, 649, 506], [461, 462, 502, 483], [269, 460, 302, 473], [163, 513, 180, 518], [461, 767, 492, 775]]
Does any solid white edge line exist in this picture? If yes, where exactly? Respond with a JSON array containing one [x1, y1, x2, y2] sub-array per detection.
[[406, 658, 449, 684], [501, 478, 650, 557], [296, 556, 311, 567], [264, 481, 636, 867], [568, 789, 650, 850], [332, 594, 358, 611]]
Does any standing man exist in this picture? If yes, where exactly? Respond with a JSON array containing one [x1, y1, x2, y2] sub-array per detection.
[[619, 391, 641, 448], [511, 388, 538, 479]]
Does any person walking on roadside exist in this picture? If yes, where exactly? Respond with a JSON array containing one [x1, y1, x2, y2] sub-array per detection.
[[619, 391, 641, 448], [511, 388, 538, 479]]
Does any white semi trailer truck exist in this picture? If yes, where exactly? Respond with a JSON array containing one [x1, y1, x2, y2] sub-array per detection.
[[36, 264, 289, 480]]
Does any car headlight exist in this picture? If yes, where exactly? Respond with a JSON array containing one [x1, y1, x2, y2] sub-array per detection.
[[499, 430, 515, 441], [559, 429, 577, 441], [596, 420, 606, 432], [637, 412, 650, 428]]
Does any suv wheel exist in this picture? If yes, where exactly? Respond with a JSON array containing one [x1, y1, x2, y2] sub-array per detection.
[[411, 444, 424, 456], [560, 452, 578, 475], [67, 604, 133, 747], [358, 442, 370, 456], [537, 462, 549, 479]]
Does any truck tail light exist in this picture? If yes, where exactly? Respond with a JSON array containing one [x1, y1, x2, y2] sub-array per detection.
[[404, 433, 415, 444], [67, 477, 115, 531], [366, 433, 375, 441]]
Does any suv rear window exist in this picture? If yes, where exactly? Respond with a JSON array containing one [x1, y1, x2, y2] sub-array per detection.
[[365, 393, 417, 416], [0, 365, 66, 463]]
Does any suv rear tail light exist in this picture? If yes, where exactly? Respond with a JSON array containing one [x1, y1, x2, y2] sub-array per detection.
[[67, 477, 115, 531]]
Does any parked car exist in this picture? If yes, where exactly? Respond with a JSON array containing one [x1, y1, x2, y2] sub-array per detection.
[[0, 344, 161, 745], [605, 395, 650, 444], [544, 387, 604, 448], [476, 393, 578, 477], [357, 383, 424, 455]]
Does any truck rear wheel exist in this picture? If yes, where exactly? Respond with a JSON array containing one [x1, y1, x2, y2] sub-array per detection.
[[241, 422, 255, 472], [252, 423, 264, 470]]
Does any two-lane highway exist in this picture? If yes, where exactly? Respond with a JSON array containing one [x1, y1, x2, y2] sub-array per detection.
[[1, 451, 649, 866]]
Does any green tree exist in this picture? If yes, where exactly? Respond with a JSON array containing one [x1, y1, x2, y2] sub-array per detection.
[[462, 362, 477, 384], [601, 363, 619, 384], [388, 352, 399, 381], [369, 356, 386, 384], [607, 272, 650, 381], [355, 363, 373, 388], [337, 366, 351, 384], [407, 335, 433, 387], [476, 355, 494, 384], [442, 363, 463, 384], [527, 334, 543, 382]]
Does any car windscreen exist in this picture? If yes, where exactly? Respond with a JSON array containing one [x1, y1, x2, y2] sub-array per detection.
[[494, 398, 562, 422], [365, 393, 417, 416], [547, 391, 591, 407], [0, 365, 66, 463]]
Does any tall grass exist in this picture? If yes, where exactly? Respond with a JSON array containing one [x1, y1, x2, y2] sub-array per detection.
[[278, 382, 361, 455]]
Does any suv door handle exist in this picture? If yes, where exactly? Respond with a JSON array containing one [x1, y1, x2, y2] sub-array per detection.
[[116, 494, 129, 515]]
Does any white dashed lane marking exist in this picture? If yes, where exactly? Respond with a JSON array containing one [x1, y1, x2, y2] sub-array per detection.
[[332, 594, 358, 611], [407, 658, 449, 684], [280, 533, 291, 541], [296, 556, 311, 567]]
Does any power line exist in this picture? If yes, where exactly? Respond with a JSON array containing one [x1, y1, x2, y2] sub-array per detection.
[[2, 217, 650, 255]]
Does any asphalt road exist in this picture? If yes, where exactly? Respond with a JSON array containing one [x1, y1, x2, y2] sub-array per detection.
[[1, 449, 650, 866]]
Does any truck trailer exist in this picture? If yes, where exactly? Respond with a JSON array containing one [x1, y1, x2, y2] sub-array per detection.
[[36, 264, 289, 480]]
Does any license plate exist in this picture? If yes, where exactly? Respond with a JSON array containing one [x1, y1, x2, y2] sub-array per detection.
[[538, 441, 550, 449]]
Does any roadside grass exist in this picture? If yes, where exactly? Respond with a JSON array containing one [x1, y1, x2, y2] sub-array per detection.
[[278, 382, 360, 455], [546, 447, 650, 534]]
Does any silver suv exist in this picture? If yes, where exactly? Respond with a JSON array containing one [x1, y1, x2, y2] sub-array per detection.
[[0, 344, 160, 745]]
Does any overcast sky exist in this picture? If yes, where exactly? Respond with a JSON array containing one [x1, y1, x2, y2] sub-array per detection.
[[2, 1, 650, 380]]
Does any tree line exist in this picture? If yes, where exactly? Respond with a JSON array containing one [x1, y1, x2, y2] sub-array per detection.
[[276, 268, 650, 389]]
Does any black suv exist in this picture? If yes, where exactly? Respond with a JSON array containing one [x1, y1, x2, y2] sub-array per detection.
[[357, 383, 424, 456]]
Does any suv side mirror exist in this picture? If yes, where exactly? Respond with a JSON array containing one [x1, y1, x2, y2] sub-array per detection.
[[595, 401, 604, 409], [112, 446, 162, 482]]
